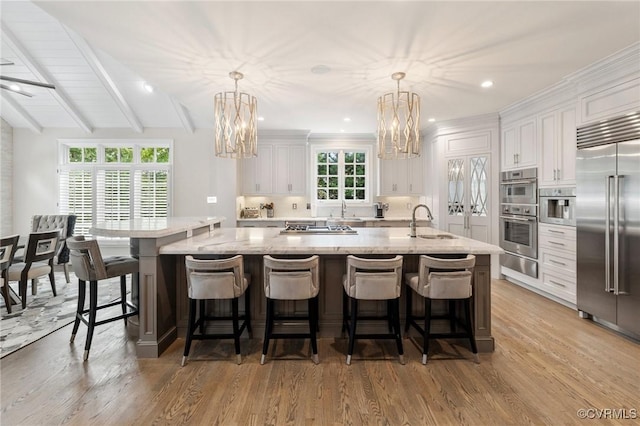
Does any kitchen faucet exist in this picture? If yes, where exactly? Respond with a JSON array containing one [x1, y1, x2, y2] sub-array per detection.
[[341, 200, 347, 219], [410, 204, 434, 237]]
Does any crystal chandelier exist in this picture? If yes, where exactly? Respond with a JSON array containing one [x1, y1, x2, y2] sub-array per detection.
[[214, 71, 258, 158], [377, 72, 420, 159]]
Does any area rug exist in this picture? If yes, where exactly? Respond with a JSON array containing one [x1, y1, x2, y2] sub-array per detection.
[[0, 268, 122, 358]]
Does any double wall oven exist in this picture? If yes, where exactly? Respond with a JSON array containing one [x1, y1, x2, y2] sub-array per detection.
[[500, 168, 538, 278]]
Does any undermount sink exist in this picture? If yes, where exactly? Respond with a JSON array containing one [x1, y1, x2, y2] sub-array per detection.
[[417, 234, 457, 239]]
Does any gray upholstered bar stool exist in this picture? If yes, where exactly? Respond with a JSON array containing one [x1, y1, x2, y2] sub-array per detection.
[[67, 236, 139, 361], [404, 254, 478, 364], [182, 255, 251, 366], [262, 255, 320, 365], [342, 255, 404, 365]]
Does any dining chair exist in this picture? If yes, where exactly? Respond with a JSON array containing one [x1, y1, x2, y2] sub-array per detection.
[[7, 230, 60, 309], [1, 234, 21, 313]]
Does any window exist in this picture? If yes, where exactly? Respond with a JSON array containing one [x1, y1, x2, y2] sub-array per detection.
[[313, 147, 371, 203], [59, 141, 172, 235]]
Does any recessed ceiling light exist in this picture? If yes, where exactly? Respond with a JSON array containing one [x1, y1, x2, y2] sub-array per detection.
[[481, 80, 494, 88], [428, 118, 436, 123], [311, 64, 331, 75], [258, 116, 265, 121], [142, 82, 154, 93], [9, 84, 20, 91], [343, 117, 351, 122]]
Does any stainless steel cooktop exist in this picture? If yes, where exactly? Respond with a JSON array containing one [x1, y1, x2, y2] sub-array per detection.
[[280, 224, 357, 235]]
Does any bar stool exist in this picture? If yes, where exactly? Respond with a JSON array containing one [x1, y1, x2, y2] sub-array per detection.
[[261, 255, 320, 365], [342, 255, 404, 365], [182, 255, 251, 366], [404, 254, 478, 364], [67, 236, 139, 361]]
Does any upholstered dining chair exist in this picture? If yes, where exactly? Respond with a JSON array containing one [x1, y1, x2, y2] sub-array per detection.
[[342, 255, 405, 365], [67, 235, 139, 361], [30, 215, 76, 283], [7, 230, 60, 310], [404, 254, 478, 364], [1, 234, 21, 313]]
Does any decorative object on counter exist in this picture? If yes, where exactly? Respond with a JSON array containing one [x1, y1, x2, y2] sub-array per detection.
[[242, 207, 260, 219], [261, 202, 275, 218], [214, 71, 257, 158], [377, 72, 420, 159]]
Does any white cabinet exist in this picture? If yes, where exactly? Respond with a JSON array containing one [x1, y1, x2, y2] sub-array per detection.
[[241, 144, 273, 195], [444, 154, 491, 243], [378, 156, 423, 195], [501, 118, 536, 170], [538, 223, 577, 304], [242, 143, 307, 196], [274, 144, 307, 195], [539, 105, 576, 187]]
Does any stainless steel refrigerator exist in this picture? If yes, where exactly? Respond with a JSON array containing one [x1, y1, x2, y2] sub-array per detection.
[[576, 112, 640, 338]]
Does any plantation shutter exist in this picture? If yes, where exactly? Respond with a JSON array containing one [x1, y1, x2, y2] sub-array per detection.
[[96, 169, 131, 222], [134, 169, 169, 218], [59, 169, 93, 235]]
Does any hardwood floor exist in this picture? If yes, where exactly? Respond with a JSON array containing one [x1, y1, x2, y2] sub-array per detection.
[[1, 279, 638, 425]]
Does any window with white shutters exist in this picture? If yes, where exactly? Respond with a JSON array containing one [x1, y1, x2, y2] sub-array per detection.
[[58, 141, 172, 235]]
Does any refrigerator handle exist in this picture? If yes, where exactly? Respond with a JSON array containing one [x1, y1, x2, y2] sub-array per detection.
[[613, 175, 622, 295], [605, 176, 612, 293]]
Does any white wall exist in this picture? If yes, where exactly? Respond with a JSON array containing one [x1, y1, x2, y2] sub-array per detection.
[[1, 118, 13, 235], [11, 127, 238, 237]]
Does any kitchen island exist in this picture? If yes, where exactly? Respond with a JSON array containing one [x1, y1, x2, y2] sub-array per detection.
[[90, 217, 224, 358], [160, 226, 503, 356]]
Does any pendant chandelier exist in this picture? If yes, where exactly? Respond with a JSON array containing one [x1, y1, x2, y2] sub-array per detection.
[[377, 72, 420, 159], [214, 71, 258, 158]]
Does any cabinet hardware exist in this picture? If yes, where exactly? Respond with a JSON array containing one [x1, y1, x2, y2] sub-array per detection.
[[549, 241, 565, 246], [553, 169, 557, 181], [548, 229, 565, 234], [557, 169, 561, 180], [549, 259, 567, 266], [549, 279, 566, 288]]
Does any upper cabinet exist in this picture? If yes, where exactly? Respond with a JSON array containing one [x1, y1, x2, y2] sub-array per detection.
[[539, 104, 577, 187], [501, 118, 537, 170], [274, 144, 307, 195], [241, 142, 307, 196], [241, 144, 274, 195], [378, 156, 423, 196]]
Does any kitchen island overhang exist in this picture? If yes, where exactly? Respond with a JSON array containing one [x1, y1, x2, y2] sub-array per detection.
[[160, 226, 503, 357]]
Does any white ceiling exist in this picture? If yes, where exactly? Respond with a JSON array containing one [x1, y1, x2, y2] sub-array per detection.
[[1, 1, 639, 135]]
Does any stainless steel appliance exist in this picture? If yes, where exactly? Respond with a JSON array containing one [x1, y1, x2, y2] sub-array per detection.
[[576, 112, 640, 338], [500, 168, 537, 204], [374, 202, 388, 218], [281, 223, 357, 235], [539, 187, 576, 226], [500, 167, 538, 278]]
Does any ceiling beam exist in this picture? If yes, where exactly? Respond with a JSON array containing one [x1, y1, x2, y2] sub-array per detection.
[[0, 23, 93, 134], [1, 94, 43, 133], [64, 26, 144, 133], [171, 99, 195, 134]]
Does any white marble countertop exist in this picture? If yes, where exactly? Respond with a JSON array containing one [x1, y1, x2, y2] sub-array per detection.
[[236, 216, 430, 222], [90, 217, 224, 238], [159, 226, 503, 255]]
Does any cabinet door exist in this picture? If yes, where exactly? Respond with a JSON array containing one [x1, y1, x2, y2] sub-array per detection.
[[557, 106, 576, 185], [274, 145, 290, 194], [445, 155, 491, 243], [242, 144, 273, 194], [539, 112, 557, 186], [517, 119, 537, 167], [408, 155, 424, 195], [288, 145, 307, 194], [379, 159, 407, 195], [501, 126, 518, 170]]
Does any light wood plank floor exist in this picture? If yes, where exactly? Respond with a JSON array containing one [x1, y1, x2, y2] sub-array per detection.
[[1, 279, 639, 425]]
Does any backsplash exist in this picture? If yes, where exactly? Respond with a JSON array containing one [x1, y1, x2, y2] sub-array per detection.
[[239, 195, 428, 219]]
